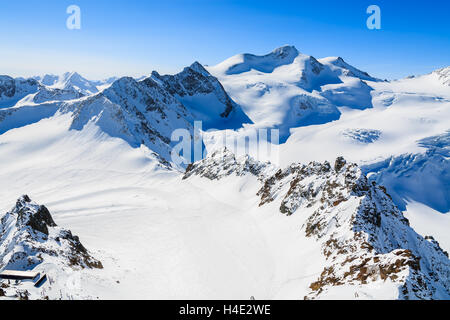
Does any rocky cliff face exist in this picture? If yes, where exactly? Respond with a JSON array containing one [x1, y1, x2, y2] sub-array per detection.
[[0, 195, 102, 271], [0, 76, 39, 107], [34, 72, 100, 95], [184, 149, 450, 299], [151, 62, 251, 129], [320, 56, 380, 82]]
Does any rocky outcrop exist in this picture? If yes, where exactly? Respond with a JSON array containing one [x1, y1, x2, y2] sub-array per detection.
[[0, 195, 102, 271], [34, 72, 99, 95], [183, 148, 275, 181], [320, 56, 380, 82]]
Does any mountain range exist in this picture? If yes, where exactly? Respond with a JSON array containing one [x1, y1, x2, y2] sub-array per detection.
[[0, 45, 448, 300]]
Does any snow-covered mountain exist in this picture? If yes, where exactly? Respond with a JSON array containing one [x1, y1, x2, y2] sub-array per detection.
[[151, 62, 251, 130], [318, 56, 381, 82], [0, 195, 102, 271], [0, 196, 101, 299], [0, 62, 251, 166], [34, 72, 103, 95], [61, 76, 195, 164], [0, 45, 449, 300], [207, 45, 378, 141], [0, 76, 39, 108], [205, 46, 449, 214], [433, 67, 450, 86], [184, 149, 450, 299]]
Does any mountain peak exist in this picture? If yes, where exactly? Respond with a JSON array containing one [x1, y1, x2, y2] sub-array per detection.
[[188, 61, 210, 76], [109, 76, 138, 89], [14, 195, 57, 236], [433, 66, 450, 86], [270, 45, 299, 58], [210, 45, 300, 76], [319, 56, 379, 82], [64, 71, 81, 78]]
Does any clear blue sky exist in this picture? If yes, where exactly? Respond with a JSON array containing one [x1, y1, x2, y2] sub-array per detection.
[[1, 0, 448, 80]]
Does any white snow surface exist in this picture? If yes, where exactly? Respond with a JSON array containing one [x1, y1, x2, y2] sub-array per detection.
[[0, 115, 321, 299], [0, 45, 449, 300]]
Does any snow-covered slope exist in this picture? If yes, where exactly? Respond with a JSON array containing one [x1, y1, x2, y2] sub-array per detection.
[[185, 150, 450, 299], [0, 45, 449, 300], [1, 117, 447, 299], [207, 46, 377, 141], [433, 67, 450, 86]]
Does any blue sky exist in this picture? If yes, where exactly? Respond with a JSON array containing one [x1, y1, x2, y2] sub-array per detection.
[[1, 0, 448, 79]]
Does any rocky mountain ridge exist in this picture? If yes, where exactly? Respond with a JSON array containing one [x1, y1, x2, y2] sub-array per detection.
[[0, 195, 102, 271], [184, 149, 450, 299], [0, 61, 251, 166]]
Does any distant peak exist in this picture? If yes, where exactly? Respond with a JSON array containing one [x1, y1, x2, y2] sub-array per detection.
[[433, 66, 450, 74], [323, 56, 348, 65], [63, 71, 79, 77], [189, 61, 210, 76], [271, 45, 299, 57], [433, 66, 450, 86], [150, 70, 161, 78], [213, 45, 300, 75], [13, 195, 57, 236]]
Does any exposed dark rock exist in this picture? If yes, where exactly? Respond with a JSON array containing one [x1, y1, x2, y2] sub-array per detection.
[[334, 157, 346, 172], [0, 196, 103, 271]]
